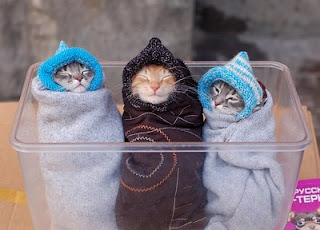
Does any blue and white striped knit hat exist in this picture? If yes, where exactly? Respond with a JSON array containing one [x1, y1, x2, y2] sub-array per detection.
[[198, 51, 263, 120], [38, 41, 104, 92]]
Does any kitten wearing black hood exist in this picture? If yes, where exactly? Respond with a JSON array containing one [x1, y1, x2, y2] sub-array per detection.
[[115, 38, 208, 230]]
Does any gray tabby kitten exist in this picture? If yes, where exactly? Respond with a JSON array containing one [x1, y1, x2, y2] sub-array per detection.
[[54, 62, 94, 93], [210, 81, 266, 115]]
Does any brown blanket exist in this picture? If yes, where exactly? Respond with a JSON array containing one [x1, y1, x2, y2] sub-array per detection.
[[115, 38, 208, 230]]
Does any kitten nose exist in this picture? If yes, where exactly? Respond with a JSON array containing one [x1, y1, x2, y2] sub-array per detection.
[[151, 85, 160, 93], [75, 75, 83, 81], [215, 100, 222, 106]]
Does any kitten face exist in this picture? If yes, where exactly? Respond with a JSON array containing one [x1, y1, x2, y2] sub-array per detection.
[[54, 62, 94, 93], [131, 64, 176, 104], [210, 81, 245, 115]]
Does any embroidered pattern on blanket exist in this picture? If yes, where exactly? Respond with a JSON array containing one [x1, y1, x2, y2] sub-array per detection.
[[121, 124, 178, 193], [116, 99, 207, 230]]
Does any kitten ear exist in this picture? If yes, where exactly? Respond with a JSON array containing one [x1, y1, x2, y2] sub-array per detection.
[[288, 212, 295, 222]]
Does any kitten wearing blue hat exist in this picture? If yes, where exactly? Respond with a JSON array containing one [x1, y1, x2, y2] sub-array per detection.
[[38, 41, 104, 92], [32, 41, 123, 230], [198, 52, 285, 230]]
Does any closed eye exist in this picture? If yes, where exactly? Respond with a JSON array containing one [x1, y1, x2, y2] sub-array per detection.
[[55, 73, 70, 79], [137, 74, 149, 81], [226, 96, 239, 102], [213, 86, 221, 94], [161, 75, 174, 81], [82, 70, 94, 78]]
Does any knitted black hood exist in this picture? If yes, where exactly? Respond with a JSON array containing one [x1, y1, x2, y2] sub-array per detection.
[[122, 37, 198, 112]]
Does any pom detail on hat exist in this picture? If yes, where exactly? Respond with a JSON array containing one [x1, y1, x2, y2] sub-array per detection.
[[198, 51, 263, 120], [55, 41, 69, 55], [38, 41, 103, 92]]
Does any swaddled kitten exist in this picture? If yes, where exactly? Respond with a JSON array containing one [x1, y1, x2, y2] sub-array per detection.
[[54, 62, 94, 93], [131, 64, 176, 104], [118, 61, 208, 230], [210, 81, 266, 115]]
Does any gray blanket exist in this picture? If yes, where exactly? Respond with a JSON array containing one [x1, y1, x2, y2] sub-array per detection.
[[202, 91, 284, 230], [32, 76, 124, 230]]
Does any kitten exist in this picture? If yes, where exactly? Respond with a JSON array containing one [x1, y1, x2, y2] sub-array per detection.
[[210, 81, 245, 115], [131, 64, 176, 104], [54, 62, 94, 93], [210, 81, 267, 115], [118, 61, 208, 230]]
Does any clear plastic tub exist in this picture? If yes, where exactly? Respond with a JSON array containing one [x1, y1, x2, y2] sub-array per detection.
[[10, 61, 311, 230]]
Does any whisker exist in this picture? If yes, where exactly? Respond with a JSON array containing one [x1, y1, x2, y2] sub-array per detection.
[[174, 90, 200, 99], [122, 93, 137, 102], [176, 86, 198, 93], [174, 82, 198, 90], [168, 65, 190, 73], [171, 92, 196, 102], [170, 96, 179, 104], [173, 79, 198, 88], [173, 77, 192, 84], [174, 88, 198, 96]]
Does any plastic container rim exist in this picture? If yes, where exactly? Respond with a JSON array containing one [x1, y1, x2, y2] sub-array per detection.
[[9, 61, 312, 153]]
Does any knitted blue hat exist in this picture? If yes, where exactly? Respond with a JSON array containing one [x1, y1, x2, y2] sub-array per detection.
[[198, 51, 263, 120], [38, 41, 103, 91]]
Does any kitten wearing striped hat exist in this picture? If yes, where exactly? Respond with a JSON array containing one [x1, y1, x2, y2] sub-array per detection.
[[198, 52, 284, 230], [210, 80, 267, 116], [199, 51, 267, 119]]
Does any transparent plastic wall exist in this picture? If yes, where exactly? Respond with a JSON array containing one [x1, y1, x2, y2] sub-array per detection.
[[10, 62, 311, 230]]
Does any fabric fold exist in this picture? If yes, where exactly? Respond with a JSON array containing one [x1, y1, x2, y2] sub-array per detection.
[[202, 92, 285, 230], [33, 67, 123, 229]]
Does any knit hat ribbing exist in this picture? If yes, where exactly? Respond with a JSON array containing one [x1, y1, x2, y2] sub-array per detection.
[[198, 51, 263, 120], [38, 41, 103, 92]]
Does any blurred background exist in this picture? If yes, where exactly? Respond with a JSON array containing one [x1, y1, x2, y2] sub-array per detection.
[[1, 0, 319, 143]]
